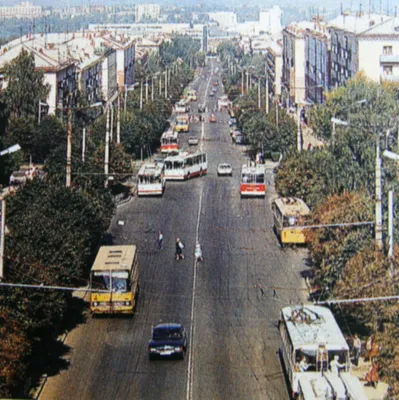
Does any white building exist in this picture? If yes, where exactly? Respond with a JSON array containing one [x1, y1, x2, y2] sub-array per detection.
[[208, 12, 237, 28], [0, 1, 42, 19], [135, 4, 160, 23], [329, 13, 399, 85], [282, 21, 315, 106], [266, 40, 283, 98], [259, 6, 282, 34]]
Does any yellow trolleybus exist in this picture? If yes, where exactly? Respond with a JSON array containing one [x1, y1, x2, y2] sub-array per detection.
[[271, 197, 310, 246], [90, 245, 140, 315]]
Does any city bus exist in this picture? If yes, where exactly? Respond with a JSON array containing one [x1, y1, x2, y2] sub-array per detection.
[[271, 197, 310, 246], [160, 129, 179, 153], [240, 164, 266, 197], [164, 151, 207, 180], [175, 114, 190, 132], [90, 245, 140, 315], [279, 305, 368, 400], [137, 162, 165, 196]]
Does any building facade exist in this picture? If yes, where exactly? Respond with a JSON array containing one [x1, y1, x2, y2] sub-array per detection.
[[305, 19, 330, 104], [266, 41, 282, 98], [0, 2, 42, 19], [135, 4, 160, 23], [259, 6, 282, 34]]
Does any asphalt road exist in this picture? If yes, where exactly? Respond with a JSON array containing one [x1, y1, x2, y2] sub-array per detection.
[[40, 62, 309, 400]]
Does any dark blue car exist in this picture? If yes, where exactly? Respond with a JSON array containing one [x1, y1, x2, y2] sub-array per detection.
[[148, 323, 187, 360]]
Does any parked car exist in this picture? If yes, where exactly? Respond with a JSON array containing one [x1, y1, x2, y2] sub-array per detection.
[[229, 118, 237, 127], [234, 134, 246, 145], [209, 91, 215, 97], [209, 114, 217, 123], [217, 163, 233, 176], [148, 323, 187, 360], [198, 104, 206, 113], [188, 136, 199, 145]]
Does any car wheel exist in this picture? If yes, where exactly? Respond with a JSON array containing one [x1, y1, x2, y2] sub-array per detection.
[[149, 354, 155, 361]]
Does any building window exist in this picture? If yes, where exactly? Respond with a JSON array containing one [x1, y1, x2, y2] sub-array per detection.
[[384, 65, 393, 75], [383, 46, 393, 55]]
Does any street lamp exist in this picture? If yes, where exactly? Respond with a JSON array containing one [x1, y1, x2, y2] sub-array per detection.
[[0, 144, 21, 156]]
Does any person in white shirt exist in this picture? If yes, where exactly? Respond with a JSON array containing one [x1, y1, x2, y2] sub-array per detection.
[[330, 355, 345, 375]]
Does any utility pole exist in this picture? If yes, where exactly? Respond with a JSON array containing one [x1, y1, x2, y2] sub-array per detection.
[[151, 76, 154, 101], [159, 74, 162, 96], [66, 108, 72, 187], [82, 128, 86, 162], [375, 137, 383, 249], [266, 77, 269, 114], [117, 94, 121, 144], [140, 81, 143, 110], [104, 105, 110, 188], [124, 86, 128, 112], [0, 198, 5, 280], [241, 69, 244, 95], [145, 76, 149, 103], [276, 101, 279, 127], [165, 70, 168, 100], [388, 189, 394, 258], [297, 107, 302, 152], [258, 80, 261, 109], [110, 102, 114, 142]]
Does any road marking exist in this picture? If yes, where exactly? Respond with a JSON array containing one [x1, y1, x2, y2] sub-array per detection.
[[186, 189, 203, 400]]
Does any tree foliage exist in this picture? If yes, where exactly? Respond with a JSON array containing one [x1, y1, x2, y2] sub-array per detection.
[[2, 49, 49, 118]]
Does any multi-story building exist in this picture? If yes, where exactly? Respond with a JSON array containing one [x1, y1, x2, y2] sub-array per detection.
[[282, 21, 314, 107], [0, 40, 77, 113], [259, 6, 282, 34], [304, 18, 330, 104], [266, 40, 283, 99], [135, 4, 160, 23], [0, 1, 43, 19], [329, 13, 399, 86], [208, 12, 237, 28]]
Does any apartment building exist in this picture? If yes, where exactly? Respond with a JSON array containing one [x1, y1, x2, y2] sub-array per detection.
[[304, 18, 330, 104], [208, 12, 237, 28], [329, 13, 399, 86], [266, 40, 282, 98], [135, 4, 160, 23], [0, 1, 43, 19], [282, 21, 314, 107], [259, 6, 282, 34]]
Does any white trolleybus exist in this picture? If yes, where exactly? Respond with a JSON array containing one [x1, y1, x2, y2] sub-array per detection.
[[279, 305, 369, 400], [240, 163, 266, 197], [160, 129, 179, 153], [137, 162, 165, 196], [164, 151, 207, 180]]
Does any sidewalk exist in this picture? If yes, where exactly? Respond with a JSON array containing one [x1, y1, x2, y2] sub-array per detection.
[[350, 359, 389, 400]]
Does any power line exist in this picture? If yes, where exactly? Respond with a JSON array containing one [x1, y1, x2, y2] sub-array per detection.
[[0, 282, 109, 293], [316, 295, 399, 305]]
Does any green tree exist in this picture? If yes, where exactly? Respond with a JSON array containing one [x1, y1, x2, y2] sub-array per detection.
[[2, 49, 49, 118]]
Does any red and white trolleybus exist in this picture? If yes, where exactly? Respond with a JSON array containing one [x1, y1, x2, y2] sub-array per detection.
[[137, 163, 165, 196], [240, 164, 266, 197], [160, 129, 179, 153]]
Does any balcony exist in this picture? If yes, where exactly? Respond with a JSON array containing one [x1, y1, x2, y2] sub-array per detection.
[[380, 54, 399, 63], [380, 73, 399, 82]]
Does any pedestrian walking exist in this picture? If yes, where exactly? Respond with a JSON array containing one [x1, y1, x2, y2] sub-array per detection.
[[175, 238, 185, 260], [353, 334, 361, 367], [157, 231, 164, 250], [365, 358, 379, 388], [194, 242, 203, 262]]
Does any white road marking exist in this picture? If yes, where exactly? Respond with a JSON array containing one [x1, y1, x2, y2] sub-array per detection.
[[186, 189, 203, 400]]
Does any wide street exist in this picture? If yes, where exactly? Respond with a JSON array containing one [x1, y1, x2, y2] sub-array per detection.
[[40, 62, 309, 400]]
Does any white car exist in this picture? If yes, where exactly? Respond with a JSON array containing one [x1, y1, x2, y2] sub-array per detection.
[[188, 136, 199, 146], [217, 163, 233, 176]]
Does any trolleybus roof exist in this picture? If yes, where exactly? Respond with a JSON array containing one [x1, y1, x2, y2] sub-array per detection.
[[281, 305, 349, 351], [91, 245, 137, 272]]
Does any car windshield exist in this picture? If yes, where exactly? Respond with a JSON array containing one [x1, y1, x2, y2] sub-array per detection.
[[220, 164, 230, 169], [153, 327, 183, 340]]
